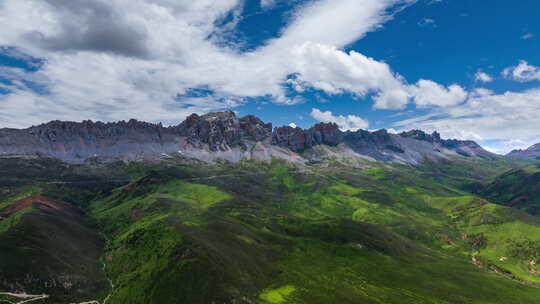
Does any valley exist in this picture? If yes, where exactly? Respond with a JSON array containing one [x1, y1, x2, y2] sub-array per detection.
[[1, 113, 540, 303], [0, 152, 540, 303], [1, 0, 539, 302]]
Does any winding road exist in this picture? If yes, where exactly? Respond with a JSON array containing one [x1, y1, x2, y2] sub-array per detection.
[[0, 293, 49, 304]]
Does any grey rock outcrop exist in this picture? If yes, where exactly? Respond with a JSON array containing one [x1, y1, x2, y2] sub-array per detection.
[[272, 122, 343, 152], [0, 111, 497, 164], [175, 111, 272, 151]]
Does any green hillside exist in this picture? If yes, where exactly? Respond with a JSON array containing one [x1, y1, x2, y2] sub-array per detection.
[[481, 164, 540, 215], [2, 157, 540, 303]]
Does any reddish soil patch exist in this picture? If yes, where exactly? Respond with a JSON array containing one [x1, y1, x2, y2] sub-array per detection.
[[441, 235, 456, 246], [1, 195, 64, 216], [509, 195, 529, 206], [131, 209, 142, 221]]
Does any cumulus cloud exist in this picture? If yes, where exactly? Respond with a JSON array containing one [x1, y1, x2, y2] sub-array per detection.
[[407, 79, 467, 107], [503, 60, 540, 82], [288, 122, 298, 128], [27, 0, 151, 58], [0, 0, 426, 127], [2, 0, 538, 155], [290, 43, 410, 109], [310, 108, 369, 131], [474, 70, 493, 83], [0, 0, 487, 129]]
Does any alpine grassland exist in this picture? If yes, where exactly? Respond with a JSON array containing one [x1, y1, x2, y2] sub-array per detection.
[[2, 156, 540, 303], [481, 163, 540, 215]]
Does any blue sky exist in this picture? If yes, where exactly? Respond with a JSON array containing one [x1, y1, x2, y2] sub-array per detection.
[[0, 0, 539, 153]]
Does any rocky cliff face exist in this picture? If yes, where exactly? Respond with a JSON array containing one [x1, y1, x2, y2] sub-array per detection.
[[272, 122, 343, 152], [175, 111, 272, 151], [399, 130, 491, 158], [507, 143, 540, 160], [0, 119, 180, 162], [0, 111, 497, 164]]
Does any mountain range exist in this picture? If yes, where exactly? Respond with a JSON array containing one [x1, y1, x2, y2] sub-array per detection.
[[0, 111, 496, 165], [2, 112, 540, 304]]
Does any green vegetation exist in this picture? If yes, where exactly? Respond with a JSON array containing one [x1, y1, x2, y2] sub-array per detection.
[[0, 186, 41, 209], [259, 285, 296, 303], [0, 206, 35, 233], [0, 199, 110, 303], [481, 164, 540, 215], [91, 177, 231, 235], [2, 156, 540, 303]]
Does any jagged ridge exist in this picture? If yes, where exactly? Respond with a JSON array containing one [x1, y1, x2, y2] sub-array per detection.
[[507, 143, 540, 160], [0, 111, 496, 164]]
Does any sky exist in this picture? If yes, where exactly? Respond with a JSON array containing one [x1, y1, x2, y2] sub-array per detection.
[[0, 0, 539, 154]]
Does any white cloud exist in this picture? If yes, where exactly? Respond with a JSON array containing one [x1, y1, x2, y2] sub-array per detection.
[[394, 88, 540, 153], [474, 70, 493, 83], [503, 60, 540, 82], [289, 122, 298, 128], [418, 18, 436, 27], [0, 0, 490, 131], [290, 42, 410, 109], [470, 88, 493, 97], [484, 139, 535, 155], [0, 0, 422, 127], [272, 0, 412, 50], [310, 108, 368, 131], [2, 0, 538, 156], [521, 33, 534, 40], [260, 0, 276, 9], [428, 0, 443, 5], [407, 79, 467, 107], [370, 127, 399, 134]]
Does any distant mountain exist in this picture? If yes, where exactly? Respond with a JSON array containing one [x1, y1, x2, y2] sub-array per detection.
[[507, 143, 540, 160], [0, 111, 496, 164], [0, 124, 537, 304]]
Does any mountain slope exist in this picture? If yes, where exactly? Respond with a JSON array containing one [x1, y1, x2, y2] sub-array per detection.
[[0, 193, 110, 303], [1, 153, 540, 303], [0, 157, 130, 303], [86, 159, 540, 303], [481, 163, 540, 215], [507, 143, 540, 160], [0, 111, 497, 165]]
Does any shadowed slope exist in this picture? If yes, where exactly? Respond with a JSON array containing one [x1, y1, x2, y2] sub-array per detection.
[[0, 194, 109, 303]]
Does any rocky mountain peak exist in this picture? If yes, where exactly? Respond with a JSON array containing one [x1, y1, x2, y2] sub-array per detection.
[[271, 122, 345, 152], [175, 111, 272, 151], [0, 111, 496, 164], [309, 122, 343, 146], [26, 119, 164, 144], [272, 125, 307, 152], [400, 130, 442, 143]]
